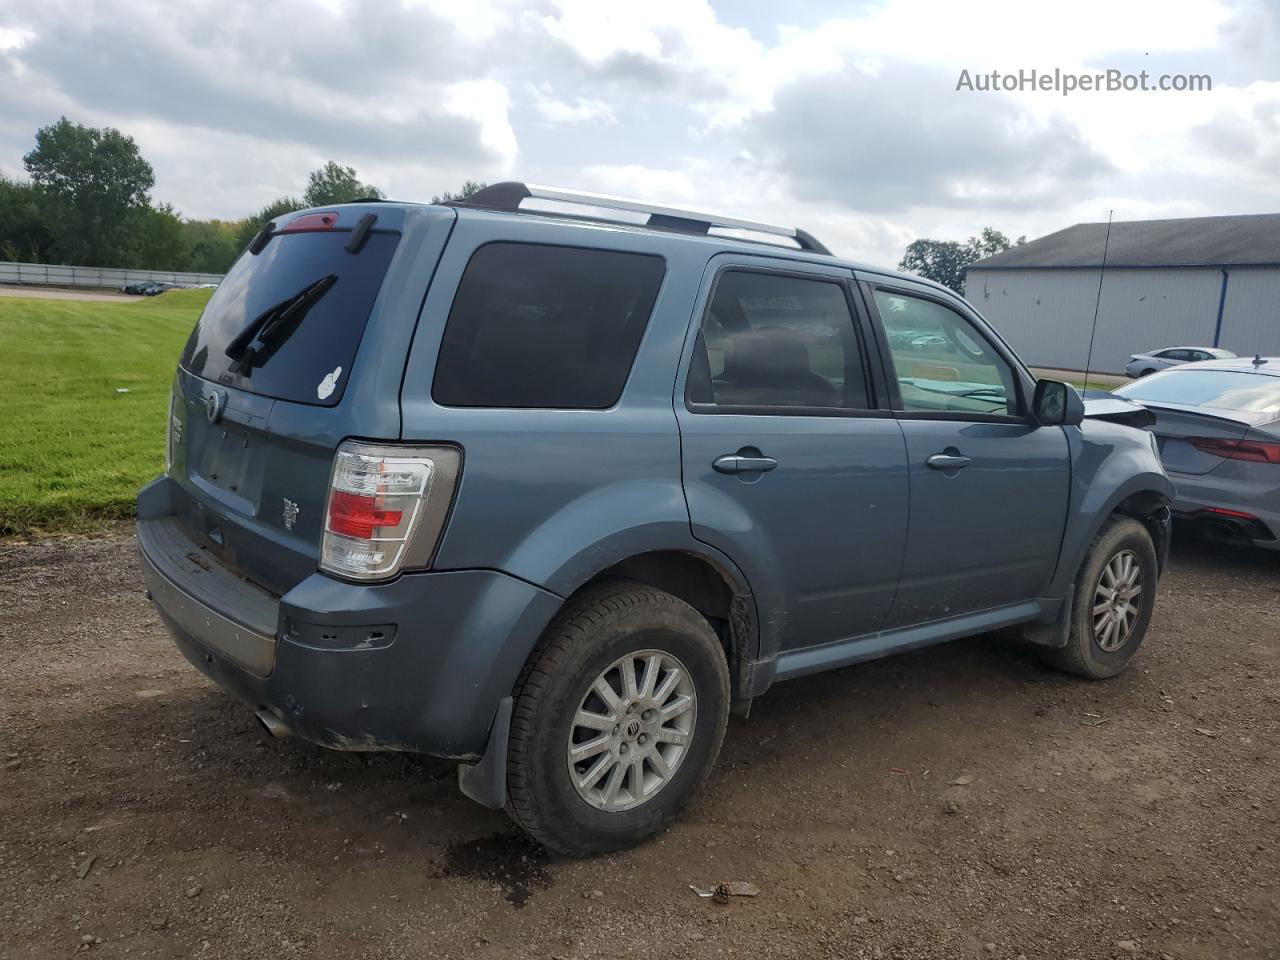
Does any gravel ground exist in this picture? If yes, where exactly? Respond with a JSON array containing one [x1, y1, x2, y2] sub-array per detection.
[[0, 531, 1276, 960]]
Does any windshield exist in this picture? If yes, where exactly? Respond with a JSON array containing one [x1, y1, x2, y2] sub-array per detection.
[[1115, 369, 1280, 414], [180, 230, 399, 406]]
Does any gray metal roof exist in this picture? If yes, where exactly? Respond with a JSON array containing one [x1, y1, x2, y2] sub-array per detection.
[[969, 213, 1280, 270]]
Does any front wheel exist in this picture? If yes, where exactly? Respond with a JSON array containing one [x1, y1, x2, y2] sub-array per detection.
[[505, 581, 730, 856], [1042, 517, 1159, 679]]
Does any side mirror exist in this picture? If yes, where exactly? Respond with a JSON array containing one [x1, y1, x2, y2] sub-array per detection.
[[1033, 379, 1085, 426]]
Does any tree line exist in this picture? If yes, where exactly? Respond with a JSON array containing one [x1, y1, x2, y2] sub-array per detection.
[[0, 117, 483, 275], [3, 116, 1015, 288], [898, 226, 1027, 293]]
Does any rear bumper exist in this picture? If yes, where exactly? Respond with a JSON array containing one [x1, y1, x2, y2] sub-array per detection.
[[137, 477, 563, 758], [1168, 470, 1280, 551]]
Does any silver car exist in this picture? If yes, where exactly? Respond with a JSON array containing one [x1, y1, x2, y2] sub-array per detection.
[[1114, 357, 1280, 551], [1125, 346, 1235, 379]]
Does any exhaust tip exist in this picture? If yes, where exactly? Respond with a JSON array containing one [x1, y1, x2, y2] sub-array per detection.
[[255, 709, 291, 739]]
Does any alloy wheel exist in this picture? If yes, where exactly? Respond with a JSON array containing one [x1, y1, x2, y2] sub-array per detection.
[[566, 650, 697, 812], [1092, 549, 1143, 652]]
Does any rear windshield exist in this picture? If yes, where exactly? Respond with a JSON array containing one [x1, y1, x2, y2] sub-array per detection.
[[180, 230, 399, 406], [432, 242, 665, 409], [1116, 369, 1280, 414]]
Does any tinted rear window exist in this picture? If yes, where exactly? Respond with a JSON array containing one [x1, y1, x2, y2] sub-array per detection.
[[180, 230, 399, 406], [1116, 369, 1280, 414], [432, 243, 665, 408]]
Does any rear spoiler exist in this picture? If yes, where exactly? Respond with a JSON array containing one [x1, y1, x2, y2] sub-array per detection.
[[1082, 396, 1157, 429]]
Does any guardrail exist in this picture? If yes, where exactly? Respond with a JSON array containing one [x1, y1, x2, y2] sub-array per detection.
[[0, 261, 224, 290]]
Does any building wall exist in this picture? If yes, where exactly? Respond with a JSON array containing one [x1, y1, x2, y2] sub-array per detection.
[[1219, 267, 1280, 358], [963, 266, 1262, 373]]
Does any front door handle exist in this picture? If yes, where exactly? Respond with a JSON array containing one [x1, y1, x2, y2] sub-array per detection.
[[713, 454, 778, 474], [926, 453, 971, 470]]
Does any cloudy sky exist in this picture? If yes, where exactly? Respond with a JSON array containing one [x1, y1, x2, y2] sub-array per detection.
[[1, 0, 1277, 265]]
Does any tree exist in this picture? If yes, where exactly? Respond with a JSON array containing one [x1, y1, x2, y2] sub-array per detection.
[[181, 219, 241, 274], [430, 180, 487, 204], [0, 174, 52, 262], [233, 196, 306, 251], [302, 161, 384, 207], [131, 203, 187, 271], [23, 117, 155, 266], [897, 227, 1027, 293]]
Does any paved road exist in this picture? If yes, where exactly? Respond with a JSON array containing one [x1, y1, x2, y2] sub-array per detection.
[[0, 532, 1275, 959], [0, 285, 134, 303], [1030, 366, 1127, 388]]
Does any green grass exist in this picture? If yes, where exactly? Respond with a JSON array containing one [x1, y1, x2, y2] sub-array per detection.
[[0, 289, 210, 535]]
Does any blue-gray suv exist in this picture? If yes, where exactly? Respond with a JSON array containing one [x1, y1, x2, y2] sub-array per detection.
[[137, 183, 1173, 855]]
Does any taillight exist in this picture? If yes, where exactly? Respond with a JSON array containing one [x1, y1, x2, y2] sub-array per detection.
[[1203, 506, 1259, 521], [1186, 436, 1280, 464], [319, 441, 462, 582]]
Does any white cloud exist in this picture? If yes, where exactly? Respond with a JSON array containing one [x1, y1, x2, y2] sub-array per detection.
[[0, 26, 32, 51], [0, 0, 1273, 269], [443, 78, 519, 168], [531, 87, 617, 125]]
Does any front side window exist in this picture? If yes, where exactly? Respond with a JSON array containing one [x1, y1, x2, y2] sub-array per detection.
[[433, 243, 665, 409], [687, 270, 869, 411], [873, 290, 1019, 417]]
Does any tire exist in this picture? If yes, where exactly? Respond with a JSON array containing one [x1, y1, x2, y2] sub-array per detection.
[[1042, 517, 1158, 680], [1140, 368, 1156, 378], [505, 580, 730, 856]]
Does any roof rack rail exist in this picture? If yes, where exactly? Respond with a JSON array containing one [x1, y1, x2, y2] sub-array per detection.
[[452, 181, 832, 256]]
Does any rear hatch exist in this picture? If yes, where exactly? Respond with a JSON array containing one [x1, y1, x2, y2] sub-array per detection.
[[166, 205, 443, 595]]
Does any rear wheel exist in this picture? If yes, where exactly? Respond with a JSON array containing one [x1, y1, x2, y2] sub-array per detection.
[[505, 580, 730, 856], [1042, 517, 1158, 679]]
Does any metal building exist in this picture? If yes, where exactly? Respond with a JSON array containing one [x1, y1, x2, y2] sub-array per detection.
[[965, 213, 1280, 374]]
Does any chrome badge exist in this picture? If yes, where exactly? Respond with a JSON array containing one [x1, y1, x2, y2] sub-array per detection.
[[205, 388, 228, 424], [282, 498, 300, 532]]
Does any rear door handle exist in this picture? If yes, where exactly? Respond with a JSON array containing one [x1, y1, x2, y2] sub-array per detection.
[[713, 454, 778, 474], [926, 453, 971, 470]]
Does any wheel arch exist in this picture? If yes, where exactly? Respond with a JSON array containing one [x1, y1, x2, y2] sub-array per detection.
[[1108, 488, 1172, 571], [554, 548, 758, 702]]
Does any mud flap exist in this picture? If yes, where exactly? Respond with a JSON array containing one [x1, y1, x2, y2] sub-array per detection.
[[457, 697, 512, 810], [1021, 585, 1074, 649]]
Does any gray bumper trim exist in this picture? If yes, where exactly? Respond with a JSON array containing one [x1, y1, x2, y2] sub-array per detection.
[[138, 520, 279, 677]]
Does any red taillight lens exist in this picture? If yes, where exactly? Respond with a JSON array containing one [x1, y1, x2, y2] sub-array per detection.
[[1187, 436, 1280, 463], [326, 491, 404, 539], [319, 441, 462, 582], [1203, 506, 1259, 521]]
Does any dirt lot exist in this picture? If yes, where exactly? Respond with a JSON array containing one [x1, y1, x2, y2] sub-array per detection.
[[1, 532, 1276, 960]]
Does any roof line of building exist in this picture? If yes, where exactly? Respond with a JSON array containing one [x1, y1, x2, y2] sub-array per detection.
[[968, 261, 1280, 272]]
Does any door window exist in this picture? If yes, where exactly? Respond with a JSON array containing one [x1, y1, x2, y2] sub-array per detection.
[[873, 290, 1019, 417], [687, 270, 869, 411]]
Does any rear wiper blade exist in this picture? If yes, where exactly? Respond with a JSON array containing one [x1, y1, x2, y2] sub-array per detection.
[[225, 274, 338, 375]]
